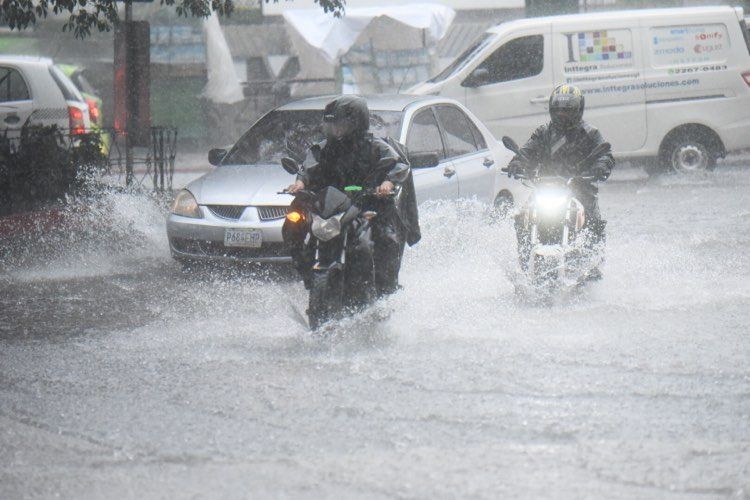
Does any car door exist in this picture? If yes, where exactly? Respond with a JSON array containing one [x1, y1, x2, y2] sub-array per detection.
[[404, 107, 458, 203], [461, 27, 554, 145], [433, 104, 495, 202], [0, 66, 34, 135]]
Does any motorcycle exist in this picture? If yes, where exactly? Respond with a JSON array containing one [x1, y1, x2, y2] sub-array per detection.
[[279, 158, 398, 330], [501, 136, 611, 298]]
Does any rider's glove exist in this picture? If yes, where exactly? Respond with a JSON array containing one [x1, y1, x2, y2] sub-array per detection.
[[590, 163, 611, 182], [503, 163, 522, 178]]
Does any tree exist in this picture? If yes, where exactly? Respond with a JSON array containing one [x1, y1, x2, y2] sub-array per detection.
[[0, 0, 345, 38]]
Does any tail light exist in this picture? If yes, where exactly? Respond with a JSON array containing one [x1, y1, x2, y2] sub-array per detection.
[[743, 71, 750, 87], [68, 106, 86, 135], [85, 97, 100, 125]]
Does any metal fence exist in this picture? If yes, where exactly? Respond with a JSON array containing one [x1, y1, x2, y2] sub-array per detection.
[[106, 127, 179, 191]]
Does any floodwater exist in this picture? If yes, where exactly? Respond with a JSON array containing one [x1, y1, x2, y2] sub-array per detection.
[[1, 164, 749, 498]]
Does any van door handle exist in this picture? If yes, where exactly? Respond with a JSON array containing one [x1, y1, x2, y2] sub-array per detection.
[[3, 114, 20, 125], [483, 157, 495, 167], [529, 96, 547, 104], [443, 165, 456, 178]]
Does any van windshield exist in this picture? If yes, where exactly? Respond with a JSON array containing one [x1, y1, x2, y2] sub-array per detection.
[[428, 33, 497, 84], [741, 19, 750, 56]]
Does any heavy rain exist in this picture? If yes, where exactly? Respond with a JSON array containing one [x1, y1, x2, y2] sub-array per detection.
[[1, 0, 749, 497]]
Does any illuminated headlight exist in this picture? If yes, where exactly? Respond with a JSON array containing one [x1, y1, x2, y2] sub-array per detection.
[[535, 192, 568, 212], [311, 214, 343, 241], [170, 190, 202, 218]]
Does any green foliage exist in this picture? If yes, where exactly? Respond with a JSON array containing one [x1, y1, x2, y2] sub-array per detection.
[[0, 0, 345, 39], [0, 126, 107, 216]]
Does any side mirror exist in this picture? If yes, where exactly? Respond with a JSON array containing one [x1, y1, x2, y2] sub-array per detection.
[[461, 67, 490, 88], [409, 151, 440, 169], [208, 148, 227, 166], [501, 136, 520, 155], [281, 157, 300, 175]]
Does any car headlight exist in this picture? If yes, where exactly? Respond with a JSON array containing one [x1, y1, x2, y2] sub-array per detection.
[[171, 190, 202, 219], [311, 214, 343, 241]]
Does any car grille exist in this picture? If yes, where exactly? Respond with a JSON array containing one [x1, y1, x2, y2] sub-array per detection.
[[207, 205, 247, 220], [171, 238, 289, 259], [257, 206, 288, 221]]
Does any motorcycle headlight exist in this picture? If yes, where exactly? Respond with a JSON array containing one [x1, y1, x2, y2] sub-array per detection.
[[535, 191, 568, 212], [170, 190, 202, 219], [311, 214, 343, 242]]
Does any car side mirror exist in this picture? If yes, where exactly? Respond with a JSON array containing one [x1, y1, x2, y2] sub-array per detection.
[[208, 148, 227, 166], [281, 157, 300, 175], [409, 151, 440, 169], [462, 67, 490, 88], [501, 136, 520, 155]]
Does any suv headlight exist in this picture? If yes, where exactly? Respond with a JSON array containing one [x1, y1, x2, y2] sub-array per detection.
[[171, 190, 202, 219], [311, 214, 343, 241]]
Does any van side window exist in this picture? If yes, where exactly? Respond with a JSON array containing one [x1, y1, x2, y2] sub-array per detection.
[[473, 35, 544, 85], [406, 109, 446, 163], [0, 67, 30, 102]]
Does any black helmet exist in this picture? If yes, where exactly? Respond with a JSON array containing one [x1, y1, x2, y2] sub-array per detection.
[[322, 95, 370, 140], [549, 84, 584, 130]]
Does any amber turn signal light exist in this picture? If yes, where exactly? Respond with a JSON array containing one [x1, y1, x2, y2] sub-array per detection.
[[286, 211, 304, 223]]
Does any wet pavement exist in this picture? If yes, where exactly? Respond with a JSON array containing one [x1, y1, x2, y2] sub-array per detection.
[[1, 163, 749, 498]]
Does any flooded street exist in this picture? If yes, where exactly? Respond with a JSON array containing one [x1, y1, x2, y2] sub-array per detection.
[[1, 165, 749, 498]]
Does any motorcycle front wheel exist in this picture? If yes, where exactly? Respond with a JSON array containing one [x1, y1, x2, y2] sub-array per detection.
[[308, 271, 344, 330]]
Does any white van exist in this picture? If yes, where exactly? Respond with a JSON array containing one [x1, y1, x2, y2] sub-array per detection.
[[409, 6, 750, 175]]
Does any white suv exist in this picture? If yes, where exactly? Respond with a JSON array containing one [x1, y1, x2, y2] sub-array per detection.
[[0, 56, 91, 137]]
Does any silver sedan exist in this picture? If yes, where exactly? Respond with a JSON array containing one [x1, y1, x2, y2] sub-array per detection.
[[167, 94, 520, 264]]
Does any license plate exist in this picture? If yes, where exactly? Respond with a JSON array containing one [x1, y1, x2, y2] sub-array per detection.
[[224, 228, 262, 248]]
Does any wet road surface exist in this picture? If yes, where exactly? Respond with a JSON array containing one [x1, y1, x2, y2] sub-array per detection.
[[1, 165, 749, 498]]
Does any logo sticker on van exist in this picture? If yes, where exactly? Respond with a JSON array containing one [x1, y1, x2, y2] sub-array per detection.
[[650, 24, 730, 67], [563, 29, 634, 74]]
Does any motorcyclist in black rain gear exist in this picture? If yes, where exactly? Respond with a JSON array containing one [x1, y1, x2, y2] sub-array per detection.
[[507, 84, 615, 279], [285, 95, 420, 296]]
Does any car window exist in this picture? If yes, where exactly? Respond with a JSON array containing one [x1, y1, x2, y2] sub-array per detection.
[[406, 109, 446, 163], [473, 34, 544, 85], [222, 109, 401, 166], [49, 65, 84, 102], [0, 67, 30, 102], [435, 105, 484, 158], [469, 119, 487, 150]]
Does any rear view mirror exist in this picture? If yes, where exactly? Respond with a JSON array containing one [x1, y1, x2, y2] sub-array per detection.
[[461, 67, 490, 88], [409, 151, 440, 169], [208, 148, 227, 166], [502, 136, 520, 154], [281, 157, 300, 175]]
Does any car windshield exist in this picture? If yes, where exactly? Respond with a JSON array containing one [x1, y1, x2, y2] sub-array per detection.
[[428, 33, 497, 84], [222, 109, 402, 166]]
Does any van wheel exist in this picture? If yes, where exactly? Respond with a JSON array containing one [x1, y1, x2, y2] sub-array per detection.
[[660, 134, 717, 175]]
